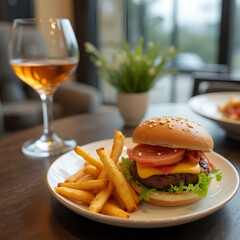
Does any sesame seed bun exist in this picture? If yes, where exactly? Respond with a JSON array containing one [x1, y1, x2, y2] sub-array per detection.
[[132, 116, 213, 152]]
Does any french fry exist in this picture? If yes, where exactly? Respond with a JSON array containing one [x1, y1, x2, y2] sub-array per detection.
[[96, 148, 137, 212], [55, 187, 95, 204], [89, 182, 113, 213], [116, 161, 124, 171], [112, 191, 127, 210], [58, 179, 108, 191], [101, 202, 130, 218], [98, 130, 125, 180], [57, 131, 140, 218], [83, 165, 100, 178], [94, 132, 126, 211], [98, 168, 108, 180], [110, 130, 125, 163], [128, 183, 141, 205], [76, 174, 95, 182], [65, 168, 85, 182], [74, 146, 104, 170]]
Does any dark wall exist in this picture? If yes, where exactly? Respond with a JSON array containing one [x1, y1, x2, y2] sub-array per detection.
[[0, 0, 34, 22]]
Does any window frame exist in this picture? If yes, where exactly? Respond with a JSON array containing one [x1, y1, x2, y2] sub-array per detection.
[[73, 0, 235, 89]]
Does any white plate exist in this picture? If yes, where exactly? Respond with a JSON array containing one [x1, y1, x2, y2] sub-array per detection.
[[188, 92, 240, 140], [46, 138, 239, 228]]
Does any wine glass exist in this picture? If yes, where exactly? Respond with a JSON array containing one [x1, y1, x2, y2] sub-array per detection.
[[8, 18, 79, 158]]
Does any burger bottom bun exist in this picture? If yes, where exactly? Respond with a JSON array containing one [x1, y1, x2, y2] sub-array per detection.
[[130, 181, 202, 207]]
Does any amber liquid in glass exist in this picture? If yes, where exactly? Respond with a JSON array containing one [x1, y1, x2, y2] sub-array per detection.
[[11, 58, 77, 94]]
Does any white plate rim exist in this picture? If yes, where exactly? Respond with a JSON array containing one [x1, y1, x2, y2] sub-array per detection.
[[46, 138, 239, 228], [188, 91, 240, 125]]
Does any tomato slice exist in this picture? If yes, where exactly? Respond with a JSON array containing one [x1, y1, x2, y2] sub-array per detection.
[[184, 150, 201, 164], [127, 144, 185, 167]]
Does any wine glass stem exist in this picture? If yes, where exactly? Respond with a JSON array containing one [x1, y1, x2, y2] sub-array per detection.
[[40, 93, 55, 140]]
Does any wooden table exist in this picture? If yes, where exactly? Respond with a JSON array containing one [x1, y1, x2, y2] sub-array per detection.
[[1, 103, 239, 240]]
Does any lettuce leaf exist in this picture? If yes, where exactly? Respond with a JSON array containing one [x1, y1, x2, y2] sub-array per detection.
[[120, 157, 222, 200], [208, 167, 222, 181], [121, 157, 133, 182]]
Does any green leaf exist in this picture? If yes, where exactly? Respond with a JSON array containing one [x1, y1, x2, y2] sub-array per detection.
[[135, 37, 144, 55], [85, 38, 176, 92], [208, 167, 222, 181], [193, 173, 209, 197], [119, 157, 134, 182], [138, 184, 156, 201], [119, 157, 132, 168]]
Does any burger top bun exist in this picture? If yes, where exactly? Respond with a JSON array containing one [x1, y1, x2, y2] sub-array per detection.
[[132, 116, 213, 152]]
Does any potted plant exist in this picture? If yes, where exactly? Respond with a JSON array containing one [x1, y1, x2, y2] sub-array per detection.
[[85, 37, 176, 126]]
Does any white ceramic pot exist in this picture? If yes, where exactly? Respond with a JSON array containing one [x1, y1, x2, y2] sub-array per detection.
[[117, 92, 149, 127]]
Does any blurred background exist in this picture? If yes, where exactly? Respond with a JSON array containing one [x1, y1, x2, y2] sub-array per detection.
[[0, 0, 240, 137]]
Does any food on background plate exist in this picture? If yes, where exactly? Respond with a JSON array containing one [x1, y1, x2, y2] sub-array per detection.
[[218, 95, 240, 121], [55, 130, 140, 219], [120, 116, 222, 207]]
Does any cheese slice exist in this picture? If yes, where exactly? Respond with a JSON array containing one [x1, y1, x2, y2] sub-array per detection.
[[136, 162, 201, 179]]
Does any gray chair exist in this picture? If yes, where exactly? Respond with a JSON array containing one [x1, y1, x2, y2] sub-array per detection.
[[0, 21, 102, 137], [192, 72, 240, 96]]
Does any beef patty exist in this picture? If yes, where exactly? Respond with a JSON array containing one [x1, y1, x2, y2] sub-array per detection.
[[130, 158, 210, 190]]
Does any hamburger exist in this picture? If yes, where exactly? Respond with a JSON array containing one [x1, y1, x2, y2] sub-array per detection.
[[120, 116, 222, 207]]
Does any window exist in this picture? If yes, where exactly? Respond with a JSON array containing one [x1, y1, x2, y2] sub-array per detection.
[[232, 0, 240, 75], [95, 0, 234, 103], [178, 0, 221, 64], [97, 0, 124, 102]]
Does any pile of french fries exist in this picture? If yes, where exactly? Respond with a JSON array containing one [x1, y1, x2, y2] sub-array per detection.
[[55, 131, 141, 218]]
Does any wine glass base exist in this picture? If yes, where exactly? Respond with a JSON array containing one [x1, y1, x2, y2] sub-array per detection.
[[22, 135, 77, 158]]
